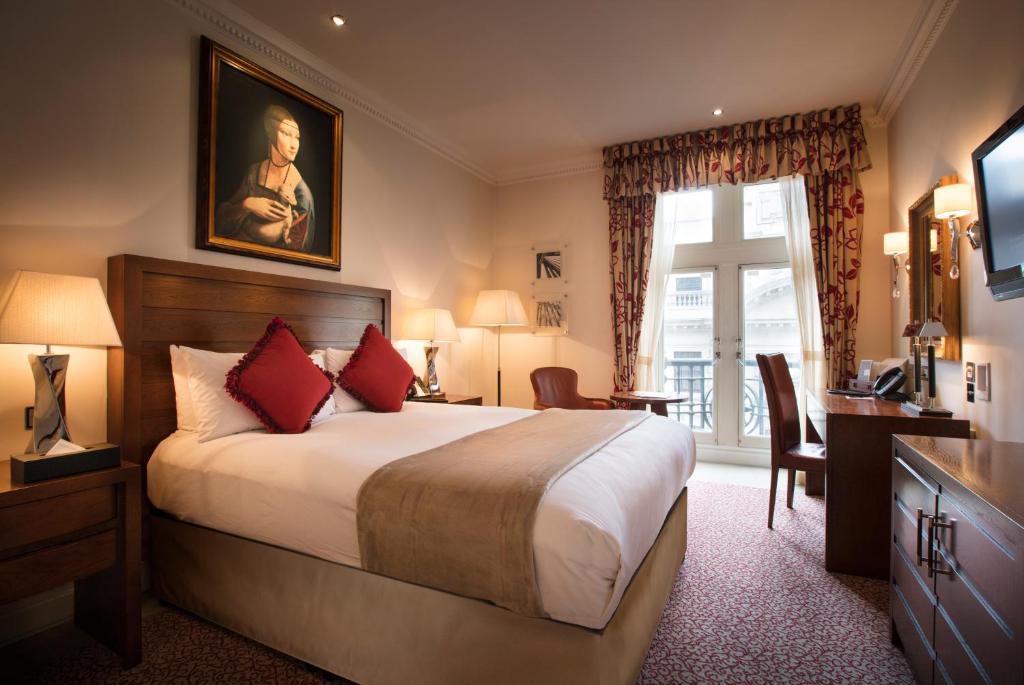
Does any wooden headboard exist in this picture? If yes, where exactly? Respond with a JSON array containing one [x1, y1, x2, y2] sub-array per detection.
[[106, 255, 390, 470]]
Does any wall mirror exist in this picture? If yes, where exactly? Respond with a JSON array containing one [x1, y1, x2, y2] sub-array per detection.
[[908, 175, 961, 360]]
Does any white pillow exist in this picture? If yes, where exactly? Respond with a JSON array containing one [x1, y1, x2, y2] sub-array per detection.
[[179, 347, 262, 442], [308, 351, 337, 424], [324, 347, 365, 413], [169, 345, 198, 432]]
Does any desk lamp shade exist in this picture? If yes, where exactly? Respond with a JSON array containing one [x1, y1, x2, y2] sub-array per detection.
[[469, 290, 527, 406], [404, 308, 460, 395], [0, 271, 122, 453]]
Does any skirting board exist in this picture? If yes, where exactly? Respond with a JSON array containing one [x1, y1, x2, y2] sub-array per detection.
[[0, 586, 73, 647], [0, 565, 151, 647], [696, 443, 770, 467]]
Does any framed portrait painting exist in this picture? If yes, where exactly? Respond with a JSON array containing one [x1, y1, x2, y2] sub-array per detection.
[[196, 37, 343, 270]]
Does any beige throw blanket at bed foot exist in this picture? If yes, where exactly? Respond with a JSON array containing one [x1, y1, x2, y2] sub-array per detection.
[[357, 408, 651, 617]]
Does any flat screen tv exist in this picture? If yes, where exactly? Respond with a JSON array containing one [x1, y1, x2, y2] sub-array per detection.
[[972, 103, 1024, 301]]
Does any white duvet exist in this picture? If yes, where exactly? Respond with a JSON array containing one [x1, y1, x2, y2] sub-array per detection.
[[147, 402, 695, 629]]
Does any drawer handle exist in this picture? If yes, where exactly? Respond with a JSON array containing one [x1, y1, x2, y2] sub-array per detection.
[[915, 508, 933, 567], [929, 513, 955, 578]]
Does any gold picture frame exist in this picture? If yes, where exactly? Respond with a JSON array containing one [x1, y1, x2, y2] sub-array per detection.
[[196, 37, 343, 270]]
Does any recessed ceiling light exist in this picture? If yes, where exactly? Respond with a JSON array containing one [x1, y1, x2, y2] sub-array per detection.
[[331, 14, 346, 27], [712, 108, 723, 117]]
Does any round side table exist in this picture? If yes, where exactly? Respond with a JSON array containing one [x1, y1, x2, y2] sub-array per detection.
[[609, 391, 688, 417]]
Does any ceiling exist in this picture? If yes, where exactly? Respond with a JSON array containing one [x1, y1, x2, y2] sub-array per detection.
[[228, 0, 935, 183]]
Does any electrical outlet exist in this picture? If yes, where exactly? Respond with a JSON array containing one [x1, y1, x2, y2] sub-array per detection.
[[976, 363, 991, 402], [965, 362, 975, 403]]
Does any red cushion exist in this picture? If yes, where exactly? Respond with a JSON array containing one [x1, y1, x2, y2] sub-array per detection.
[[225, 317, 334, 433], [338, 324, 414, 413]]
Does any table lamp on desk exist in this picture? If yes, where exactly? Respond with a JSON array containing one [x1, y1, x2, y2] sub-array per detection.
[[0, 271, 123, 454], [404, 308, 461, 397], [901, 320, 952, 417]]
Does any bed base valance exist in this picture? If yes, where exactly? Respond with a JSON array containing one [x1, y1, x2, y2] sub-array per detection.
[[151, 488, 687, 685]]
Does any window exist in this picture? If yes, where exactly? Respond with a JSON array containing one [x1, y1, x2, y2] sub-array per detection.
[[663, 190, 713, 245], [675, 276, 702, 291], [658, 180, 806, 454], [743, 181, 785, 239]]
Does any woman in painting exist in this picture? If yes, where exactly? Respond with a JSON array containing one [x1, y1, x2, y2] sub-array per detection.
[[216, 104, 316, 251]]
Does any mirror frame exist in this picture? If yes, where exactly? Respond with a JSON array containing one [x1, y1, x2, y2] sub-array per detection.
[[907, 176, 962, 360]]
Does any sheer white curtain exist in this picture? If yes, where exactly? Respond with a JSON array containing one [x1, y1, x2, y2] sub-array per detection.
[[779, 175, 825, 403], [636, 194, 677, 392]]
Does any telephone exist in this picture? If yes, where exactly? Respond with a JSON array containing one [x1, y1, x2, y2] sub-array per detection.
[[871, 366, 908, 400], [827, 365, 909, 400]]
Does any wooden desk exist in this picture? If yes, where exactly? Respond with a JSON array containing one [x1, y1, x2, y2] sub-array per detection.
[[805, 390, 970, 579]]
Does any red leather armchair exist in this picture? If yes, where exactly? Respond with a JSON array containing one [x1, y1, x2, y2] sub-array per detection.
[[529, 367, 613, 410]]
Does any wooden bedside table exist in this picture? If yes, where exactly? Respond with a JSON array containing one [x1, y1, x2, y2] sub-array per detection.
[[408, 394, 483, 406], [0, 459, 141, 667]]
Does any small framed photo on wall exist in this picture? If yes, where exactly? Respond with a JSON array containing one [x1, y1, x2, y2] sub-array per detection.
[[533, 293, 568, 336], [196, 37, 343, 270], [531, 242, 569, 289]]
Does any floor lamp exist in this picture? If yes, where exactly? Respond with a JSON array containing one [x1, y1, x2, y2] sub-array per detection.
[[470, 289, 528, 406]]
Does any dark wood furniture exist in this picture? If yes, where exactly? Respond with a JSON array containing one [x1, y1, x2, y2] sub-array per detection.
[[891, 436, 1023, 685], [608, 391, 684, 417], [106, 254, 390, 483], [530, 367, 613, 410], [805, 389, 970, 579], [0, 460, 141, 666], [407, 394, 483, 406], [756, 354, 827, 529]]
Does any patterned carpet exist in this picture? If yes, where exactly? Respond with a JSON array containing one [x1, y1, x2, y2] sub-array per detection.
[[4, 480, 912, 684]]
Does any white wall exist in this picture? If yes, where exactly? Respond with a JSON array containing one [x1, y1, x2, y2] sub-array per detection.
[[0, 0, 495, 457], [887, 0, 1024, 441], [492, 124, 893, 413]]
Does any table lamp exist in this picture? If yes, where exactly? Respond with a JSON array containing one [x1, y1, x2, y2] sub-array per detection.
[[404, 308, 460, 397], [900, 320, 952, 417], [0, 271, 123, 453], [469, 289, 527, 406]]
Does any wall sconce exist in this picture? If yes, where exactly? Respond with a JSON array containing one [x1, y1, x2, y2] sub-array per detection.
[[934, 183, 981, 279], [883, 231, 909, 298]]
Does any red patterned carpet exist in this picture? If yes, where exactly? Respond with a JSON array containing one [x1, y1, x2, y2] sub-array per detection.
[[4, 480, 912, 684]]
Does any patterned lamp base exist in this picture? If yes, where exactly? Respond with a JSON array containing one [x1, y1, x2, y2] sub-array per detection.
[[424, 344, 442, 396], [29, 353, 71, 454]]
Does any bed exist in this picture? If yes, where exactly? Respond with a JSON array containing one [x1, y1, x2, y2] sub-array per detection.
[[107, 254, 694, 685]]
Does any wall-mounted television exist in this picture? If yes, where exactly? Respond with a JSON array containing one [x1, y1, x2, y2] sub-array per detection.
[[972, 103, 1024, 301]]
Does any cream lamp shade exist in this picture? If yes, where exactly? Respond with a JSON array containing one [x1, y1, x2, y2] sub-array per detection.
[[933, 183, 972, 219], [0, 271, 122, 348], [469, 289, 528, 327], [917, 320, 949, 339], [404, 308, 461, 343], [883, 232, 909, 255]]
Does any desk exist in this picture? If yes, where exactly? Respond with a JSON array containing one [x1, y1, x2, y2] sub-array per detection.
[[805, 389, 970, 579]]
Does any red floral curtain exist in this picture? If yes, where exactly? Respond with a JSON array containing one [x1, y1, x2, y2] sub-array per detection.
[[806, 171, 866, 386], [608, 195, 656, 392], [603, 104, 871, 390]]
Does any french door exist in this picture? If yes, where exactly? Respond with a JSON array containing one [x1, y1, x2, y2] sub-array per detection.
[[659, 182, 802, 459]]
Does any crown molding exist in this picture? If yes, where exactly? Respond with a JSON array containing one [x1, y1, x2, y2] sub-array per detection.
[[873, 0, 958, 125], [495, 157, 604, 186], [165, 0, 496, 184]]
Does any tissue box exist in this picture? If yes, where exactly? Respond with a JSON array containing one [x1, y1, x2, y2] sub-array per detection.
[[10, 443, 121, 484]]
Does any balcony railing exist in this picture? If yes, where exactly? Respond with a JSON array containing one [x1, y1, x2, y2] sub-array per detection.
[[663, 358, 800, 437], [668, 292, 712, 308]]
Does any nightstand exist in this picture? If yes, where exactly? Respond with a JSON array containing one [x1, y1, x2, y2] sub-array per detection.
[[408, 394, 483, 406], [0, 459, 141, 667]]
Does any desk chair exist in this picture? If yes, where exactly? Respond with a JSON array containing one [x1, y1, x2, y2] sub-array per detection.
[[530, 367, 613, 410], [756, 353, 827, 529]]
